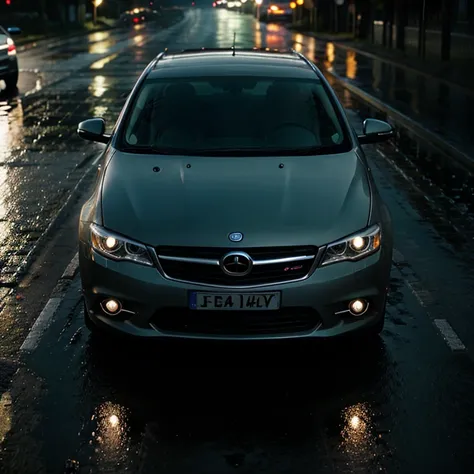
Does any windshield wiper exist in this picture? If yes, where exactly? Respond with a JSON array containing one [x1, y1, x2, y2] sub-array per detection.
[[121, 145, 342, 156], [188, 146, 337, 156], [121, 146, 197, 155]]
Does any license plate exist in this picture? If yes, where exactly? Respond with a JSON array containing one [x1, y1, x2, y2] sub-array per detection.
[[189, 292, 281, 311]]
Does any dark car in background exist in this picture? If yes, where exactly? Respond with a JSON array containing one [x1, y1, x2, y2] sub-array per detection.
[[263, 2, 293, 22], [0, 25, 21, 91], [120, 7, 162, 26]]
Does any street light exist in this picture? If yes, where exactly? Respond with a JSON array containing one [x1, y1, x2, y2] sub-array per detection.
[[93, 0, 103, 25], [255, 0, 263, 20]]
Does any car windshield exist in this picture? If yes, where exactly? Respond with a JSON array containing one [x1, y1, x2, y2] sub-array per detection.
[[121, 75, 352, 156]]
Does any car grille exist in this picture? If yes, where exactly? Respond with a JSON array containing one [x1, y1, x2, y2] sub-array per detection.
[[156, 246, 318, 286], [151, 307, 320, 336]]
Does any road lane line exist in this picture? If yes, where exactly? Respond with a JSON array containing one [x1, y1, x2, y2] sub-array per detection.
[[433, 319, 467, 352], [61, 253, 79, 280], [20, 298, 62, 353]]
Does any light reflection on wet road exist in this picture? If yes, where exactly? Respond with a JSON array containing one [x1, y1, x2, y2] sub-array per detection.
[[1, 7, 474, 474]]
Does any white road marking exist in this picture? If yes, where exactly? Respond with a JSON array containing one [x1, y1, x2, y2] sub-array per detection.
[[433, 319, 467, 352], [405, 281, 427, 307], [61, 253, 79, 279], [20, 298, 62, 353]]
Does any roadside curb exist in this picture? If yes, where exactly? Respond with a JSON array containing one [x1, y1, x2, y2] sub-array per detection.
[[323, 69, 474, 172]]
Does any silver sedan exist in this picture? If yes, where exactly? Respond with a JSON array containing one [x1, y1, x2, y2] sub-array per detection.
[[77, 48, 394, 341]]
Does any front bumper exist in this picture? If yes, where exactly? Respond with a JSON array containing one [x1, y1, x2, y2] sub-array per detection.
[[80, 241, 391, 341]]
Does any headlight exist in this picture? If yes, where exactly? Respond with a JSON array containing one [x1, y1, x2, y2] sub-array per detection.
[[90, 224, 154, 266], [321, 225, 381, 266]]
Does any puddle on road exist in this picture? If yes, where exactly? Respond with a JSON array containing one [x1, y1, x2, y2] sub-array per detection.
[[89, 39, 117, 55], [89, 75, 108, 98], [88, 31, 112, 43], [90, 53, 120, 70]]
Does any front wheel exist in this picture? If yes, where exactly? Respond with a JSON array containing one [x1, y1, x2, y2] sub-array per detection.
[[84, 301, 103, 336], [367, 313, 385, 336]]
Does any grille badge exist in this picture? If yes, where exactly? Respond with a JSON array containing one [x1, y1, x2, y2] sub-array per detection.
[[220, 252, 253, 276]]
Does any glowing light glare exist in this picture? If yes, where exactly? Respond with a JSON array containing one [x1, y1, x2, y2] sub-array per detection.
[[105, 236, 117, 249], [105, 299, 120, 314], [255, 0, 263, 4], [90, 75, 107, 97], [109, 415, 119, 427], [234, 0, 242, 5], [296, 0, 304, 5], [290, 1, 296, 8], [349, 299, 366, 315], [270, 5, 279, 10], [133, 7, 140, 13], [228, 1, 235, 6], [90, 52, 119, 70], [350, 416, 361, 429], [241, 0, 248, 3], [351, 236, 366, 250], [94, 0, 103, 7]]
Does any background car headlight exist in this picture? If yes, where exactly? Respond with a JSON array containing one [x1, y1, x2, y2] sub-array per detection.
[[90, 224, 153, 266], [321, 225, 381, 266]]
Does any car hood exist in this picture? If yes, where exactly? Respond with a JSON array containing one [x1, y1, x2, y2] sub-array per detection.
[[100, 151, 371, 247]]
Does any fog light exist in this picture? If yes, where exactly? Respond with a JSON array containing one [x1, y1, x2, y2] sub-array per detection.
[[102, 298, 122, 316], [348, 299, 368, 316]]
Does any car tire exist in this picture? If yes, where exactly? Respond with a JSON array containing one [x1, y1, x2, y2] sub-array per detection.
[[84, 301, 101, 335], [4, 71, 18, 91], [368, 313, 385, 336]]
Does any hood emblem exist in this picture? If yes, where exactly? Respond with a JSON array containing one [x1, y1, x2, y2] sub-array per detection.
[[228, 232, 243, 242]]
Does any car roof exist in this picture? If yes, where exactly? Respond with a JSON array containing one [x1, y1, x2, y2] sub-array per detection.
[[148, 48, 319, 80]]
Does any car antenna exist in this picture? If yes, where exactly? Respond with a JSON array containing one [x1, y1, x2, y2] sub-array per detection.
[[232, 32, 236, 56]]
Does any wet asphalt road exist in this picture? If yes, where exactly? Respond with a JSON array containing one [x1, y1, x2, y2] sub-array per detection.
[[2, 7, 474, 474]]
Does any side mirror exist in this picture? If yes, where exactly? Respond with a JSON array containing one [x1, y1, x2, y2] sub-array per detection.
[[7, 27, 22, 35], [358, 118, 394, 145], [77, 118, 110, 144]]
